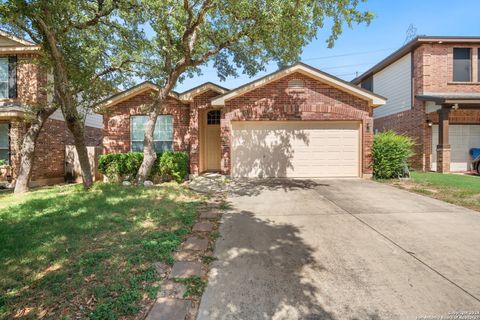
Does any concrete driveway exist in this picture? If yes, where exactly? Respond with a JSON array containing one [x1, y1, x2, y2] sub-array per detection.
[[197, 179, 480, 320]]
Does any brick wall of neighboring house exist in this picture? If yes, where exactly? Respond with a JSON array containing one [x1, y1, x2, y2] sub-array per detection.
[[374, 43, 480, 171], [66, 125, 103, 147], [188, 90, 222, 174], [102, 91, 190, 154], [220, 72, 373, 175], [16, 54, 48, 106], [7, 118, 104, 184], [1, 53, 103, 185], [30, 119, 66, 182]]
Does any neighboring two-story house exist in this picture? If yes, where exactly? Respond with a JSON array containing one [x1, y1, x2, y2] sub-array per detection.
[[0, 31, 103, 186], [352, 36, 480, 173]]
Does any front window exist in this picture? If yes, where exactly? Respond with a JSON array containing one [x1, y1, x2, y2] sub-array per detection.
[[453, 48, 471, 82], [0, 58, 8, 98], [0, 123, 9, 164], [130, 115, 173, 152]]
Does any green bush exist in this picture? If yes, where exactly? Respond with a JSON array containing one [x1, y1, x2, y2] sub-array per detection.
[[372, 131, 414, 179], [98, 151, 188, 183], [98, 152, 144, 182], [156, 151, 189, 183], [0, 159, 6, 166]]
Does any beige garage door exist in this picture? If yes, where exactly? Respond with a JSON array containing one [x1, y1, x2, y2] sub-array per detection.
[[231, 121, 361, 178]]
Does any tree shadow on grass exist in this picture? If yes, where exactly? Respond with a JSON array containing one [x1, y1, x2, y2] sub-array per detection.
[[0, 183, 203, 319]]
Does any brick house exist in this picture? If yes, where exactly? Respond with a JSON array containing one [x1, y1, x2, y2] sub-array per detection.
[[99, 63, 385, 178], [352, 36, 480, 173], [0, 31, 103, 186]]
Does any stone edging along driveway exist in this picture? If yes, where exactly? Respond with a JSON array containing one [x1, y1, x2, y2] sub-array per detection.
[[144, 187, 226, 320]]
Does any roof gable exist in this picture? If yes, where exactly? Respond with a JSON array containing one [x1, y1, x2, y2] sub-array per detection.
[[211, 63, 386, 107], [0, 30, 41, 54], [97, 81, 229, 110], [96, 82, 180, 110], [0, 30, 36, 47], [178, 82, 229, 102]]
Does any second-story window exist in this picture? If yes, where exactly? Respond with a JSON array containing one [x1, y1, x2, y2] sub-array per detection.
[[478, 48, 480, 82], [0, 58, 8, 98], [453, 48, 471, 82]]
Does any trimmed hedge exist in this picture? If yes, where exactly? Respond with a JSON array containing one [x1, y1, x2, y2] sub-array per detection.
[[372, 131, 414, 179], [98, 151, 188, 183]]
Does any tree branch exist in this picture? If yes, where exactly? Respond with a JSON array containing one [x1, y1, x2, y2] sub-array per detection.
[[92, 59, 136, 81], [65, 0, 118, 31]]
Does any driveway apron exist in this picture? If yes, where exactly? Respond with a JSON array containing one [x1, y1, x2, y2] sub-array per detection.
[[197, 179, 480, 320]]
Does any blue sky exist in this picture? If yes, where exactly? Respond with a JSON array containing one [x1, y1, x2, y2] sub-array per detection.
[[174, 0, 480, 92]]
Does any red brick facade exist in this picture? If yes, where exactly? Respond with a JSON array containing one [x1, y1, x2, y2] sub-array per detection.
[[373, 42, 480, 171], [102, 71, 376, 177], [1, 52, 103, 185], [102, 91, 190, 154], [5, 118, 103, 185], [221, 73, 373, 175]]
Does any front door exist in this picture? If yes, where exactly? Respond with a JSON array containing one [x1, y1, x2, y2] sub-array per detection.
[[205, 110, 221, 171]]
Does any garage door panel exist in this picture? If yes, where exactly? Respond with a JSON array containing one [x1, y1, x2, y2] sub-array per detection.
[[231, 121, 360, 178], [432, 125, 480, 171]]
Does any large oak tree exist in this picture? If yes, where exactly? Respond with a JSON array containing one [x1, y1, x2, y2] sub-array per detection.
[[0, 0, 140, 192], [134, 0, 374, 183]]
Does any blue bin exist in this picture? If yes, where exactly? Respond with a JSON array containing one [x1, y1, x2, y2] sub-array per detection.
[[469, 148, 480, 160]]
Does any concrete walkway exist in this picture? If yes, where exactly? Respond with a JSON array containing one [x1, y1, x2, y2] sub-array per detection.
[[197, 179, 480, 320]]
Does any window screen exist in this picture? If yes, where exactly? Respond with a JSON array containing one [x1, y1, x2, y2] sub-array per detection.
[[453, 48, 471, 82], [0, 123, 9, 164], [130, 115, 173, 152], [0, 58, 8, 99]]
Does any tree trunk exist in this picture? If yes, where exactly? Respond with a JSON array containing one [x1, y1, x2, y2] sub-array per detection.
[[14, 107, 57, 194], [64, 114, 93, 190], [135, 110, 158, 184]]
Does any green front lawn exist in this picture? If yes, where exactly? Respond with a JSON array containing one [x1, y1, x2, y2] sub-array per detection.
[[387, 172, 480, 211], [0, 183, 206, 320]]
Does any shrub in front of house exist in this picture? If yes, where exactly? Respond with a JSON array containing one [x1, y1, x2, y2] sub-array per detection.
[[372, 131, 414, 179], [98, 151, 189, 183], [154, 151, 189, 183]]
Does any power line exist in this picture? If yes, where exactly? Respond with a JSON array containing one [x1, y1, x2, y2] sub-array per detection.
[[301, 47, 396, 62], [319, 62, 377, 71]]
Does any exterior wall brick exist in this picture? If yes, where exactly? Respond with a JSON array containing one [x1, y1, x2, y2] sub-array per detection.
[[102, 91, 190, 154], [0, 53, 103, 185], [16, 54, 48, 106], [30, 119, 66, 181], [102, 73, 376, 178], [6, 119, 104, 184], [221, 73, 373, 176], [374, 42, 480, 171]]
